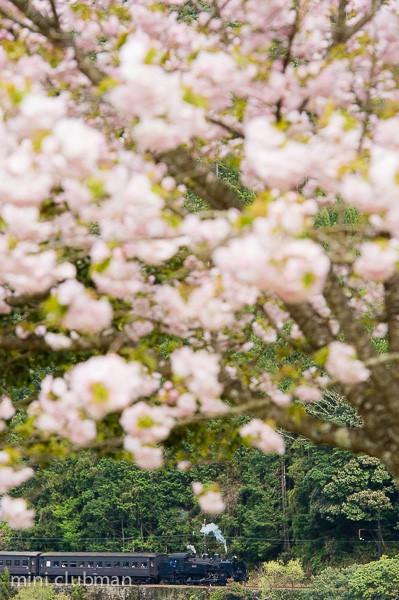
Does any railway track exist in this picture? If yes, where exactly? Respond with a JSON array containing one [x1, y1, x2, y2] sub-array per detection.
[[46, 583, 306, 590]]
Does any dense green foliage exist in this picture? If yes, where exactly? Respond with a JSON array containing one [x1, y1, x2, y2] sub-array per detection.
[[304, 556, 399, 599], [2, 437, 398, 574], [13, 585, 70, 600], [7, 449, 284, 562], [287, 440, 399, 571], [0, 570, 14, 600]]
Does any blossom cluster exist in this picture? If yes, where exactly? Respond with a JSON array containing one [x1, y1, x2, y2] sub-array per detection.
[[192, 482, 226, 514], [30, 354, 160, 446], [240, 420, 285, 455]]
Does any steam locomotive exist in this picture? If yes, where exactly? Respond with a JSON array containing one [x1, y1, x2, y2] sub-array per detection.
[[0, 551, 247, 586]]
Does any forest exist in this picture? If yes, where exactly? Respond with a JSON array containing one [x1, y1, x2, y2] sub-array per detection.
[[0, 435, 399, 598], [4, 437, 399, 573]]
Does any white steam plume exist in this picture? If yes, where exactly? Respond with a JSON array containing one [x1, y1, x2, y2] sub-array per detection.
[[200, 523, 227, 553]]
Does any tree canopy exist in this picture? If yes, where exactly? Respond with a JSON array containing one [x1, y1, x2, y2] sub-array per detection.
[[0, 0, 399, 527]]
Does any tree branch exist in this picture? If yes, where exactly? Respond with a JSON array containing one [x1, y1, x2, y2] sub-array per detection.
[[159, 149, 242, 211], [342, 1, 382, 42], [333, 0, 348, 44], [6, 0, 57, 32], [48, 0, 60, 29], [285, 290, 390, 430], [7, 0, 104, 84], [324, 270, 399, 405], [284, 302, 334, 350], [0, 5, 41, 33], [172, 395, 374, 456], [332, 0, 382, 45], [364, 353, 399, 368], [385, 274, 399, 354], [207, 117, 243, 139], [0, 332, 118, 353]]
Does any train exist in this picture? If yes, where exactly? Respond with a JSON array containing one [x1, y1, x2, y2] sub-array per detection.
[[0, 551, 247, 586]]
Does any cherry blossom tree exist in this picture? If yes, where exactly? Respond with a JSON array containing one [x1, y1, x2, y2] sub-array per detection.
[[0, 0, 398, 527]]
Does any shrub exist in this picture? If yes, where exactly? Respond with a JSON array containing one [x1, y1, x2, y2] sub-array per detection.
[[260, 560, 305, 595], [71, 587, 87, 600], [304, 557, 399, 600], [346, 556, 399, 599], [13, 584, 55, 600], [0, 570, 14, 600], [304, 565, 359, 600]]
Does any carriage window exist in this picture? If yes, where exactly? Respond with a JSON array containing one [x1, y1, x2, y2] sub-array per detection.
[[105, 562, 112, 568], [70, 562, 77, 568], [150, 561, 154, 567], [53, 562, 59, 567], [22, 561, 28, 566], [45, 561, 51, 567], [123, 562, 129, 568], [14, 560, 20, 566], [5, 561, 11, 566], [79, 561, 85, 568], [96, 562, 102, 568], [87, 562, 94, 568], [61, 562, 68, 568], [132, 562, 138, 568], [0, 561, 3, 566], [114, 561, 120, 567], [141, 562, 147, 568]]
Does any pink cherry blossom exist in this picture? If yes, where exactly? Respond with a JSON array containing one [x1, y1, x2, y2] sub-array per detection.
[[44, 332, 72, 350], [120, 402, 175, 443], [295, 385, 322, 403], [191, 482, 204, 496], [325, 341, 370, 384], [14, 93, 67, 135], [177, 460, 191, 471], [354, 242, 398, 282], [214, 235, 330, 304], [244, 118, 312, 191], [0, 396, 15, 420], [171, 347, 222, 404], [191, 482, 226, 514], [2, 246, 75, 295], [0, 466, 34, 494], [53, 280, 113, 334], [41, 118, 104, 178], [197, 491, 226, 514], [0, 496, 34, 529], [240, 419, 285, 454], [68, 355, 160, 419], [372, 323, 388, 338], [123, 437, 164, 470]]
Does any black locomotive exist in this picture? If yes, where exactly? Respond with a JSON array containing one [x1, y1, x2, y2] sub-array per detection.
[[0, 551, 247, 586], [159, 553, 247, 585]]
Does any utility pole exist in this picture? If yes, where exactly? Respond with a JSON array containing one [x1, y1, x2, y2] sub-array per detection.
[[377, 513, 382, 560], [281, 457, 291, 551], [358, 525, 384, 560]]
